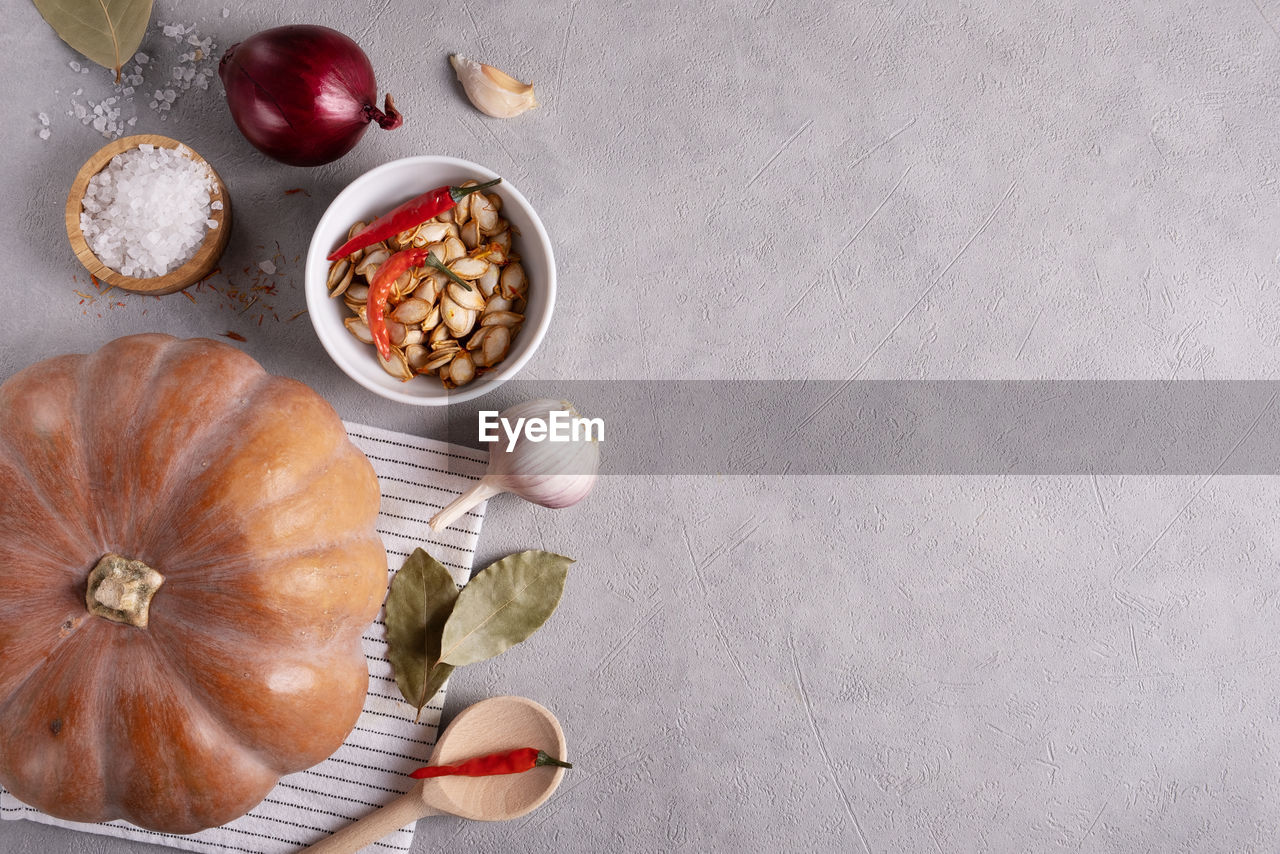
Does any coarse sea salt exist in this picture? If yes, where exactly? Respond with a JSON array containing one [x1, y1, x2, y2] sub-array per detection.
[[80, 144, 216, 278]]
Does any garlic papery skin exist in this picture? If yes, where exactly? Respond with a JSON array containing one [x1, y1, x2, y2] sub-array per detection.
[[429, 399, 600, 531], [449, 54, 539, 119]]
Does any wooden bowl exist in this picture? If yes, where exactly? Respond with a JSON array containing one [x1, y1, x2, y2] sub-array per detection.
[[65, 134, 232, 295]]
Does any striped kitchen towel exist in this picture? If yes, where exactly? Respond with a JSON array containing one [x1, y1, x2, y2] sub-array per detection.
[[0, 422, 489, 853]]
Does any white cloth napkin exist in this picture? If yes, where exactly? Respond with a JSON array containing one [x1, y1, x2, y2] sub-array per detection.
[[1, 422, 489, 853]]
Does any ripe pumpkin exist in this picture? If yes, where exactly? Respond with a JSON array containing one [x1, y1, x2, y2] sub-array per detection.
[[0, 334, 387, 833]]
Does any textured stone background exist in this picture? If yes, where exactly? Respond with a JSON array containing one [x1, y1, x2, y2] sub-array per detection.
[[4, 0, 1280, 851]]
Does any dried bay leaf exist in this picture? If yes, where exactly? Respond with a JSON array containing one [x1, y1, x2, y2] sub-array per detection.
[[385, 548, 460, 718], [440, 550, 572, 667], [31, 0, 154, 82]]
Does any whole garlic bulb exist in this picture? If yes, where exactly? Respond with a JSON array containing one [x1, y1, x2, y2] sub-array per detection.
[[429, 399, 599, 530], [449, 55, 539, 119]]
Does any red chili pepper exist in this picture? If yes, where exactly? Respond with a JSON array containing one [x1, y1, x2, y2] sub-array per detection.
[[409, 747, 572, 779], [366, 248, 474, 360], [327, 177, 502, 261]]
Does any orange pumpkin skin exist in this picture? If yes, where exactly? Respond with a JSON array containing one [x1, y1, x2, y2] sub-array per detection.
[[0, 334, 387, 833]]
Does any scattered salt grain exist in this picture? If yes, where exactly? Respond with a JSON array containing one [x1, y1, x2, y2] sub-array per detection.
[[223, 8, 230, 17], [258, 261, 277, 275], [69, 61, 80, 72], [39, 129, 51, 141], [79, 145, 215, 278]]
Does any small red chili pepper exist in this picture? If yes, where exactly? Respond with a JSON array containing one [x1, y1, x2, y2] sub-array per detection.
[[327, 177, 503, 261], [366, 248, 474, 360], [409, 747, 572, 779]]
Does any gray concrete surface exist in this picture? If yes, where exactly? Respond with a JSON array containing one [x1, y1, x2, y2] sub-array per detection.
[[4, 0, 1280, 851]]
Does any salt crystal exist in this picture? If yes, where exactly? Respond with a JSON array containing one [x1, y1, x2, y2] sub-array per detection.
[[259, 261, 276, 275], [210, 200, 223, 210], [222, 7, 230, 17], [38, 112, 49, 125], [39, 128, 51, 141], [206, 219, 218, 228], [69, 61, 81, 72], [136, 53, 149, 64], [79, 145, 215, 278]]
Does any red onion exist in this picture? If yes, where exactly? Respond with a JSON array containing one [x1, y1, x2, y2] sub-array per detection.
[[218, 25, 402, 167]]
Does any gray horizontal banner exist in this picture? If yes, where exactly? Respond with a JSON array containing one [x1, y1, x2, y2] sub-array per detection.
[[429, 381, 1280, 475]]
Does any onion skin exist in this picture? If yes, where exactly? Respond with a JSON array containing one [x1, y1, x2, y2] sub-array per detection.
[[218, 25, 402, 167]]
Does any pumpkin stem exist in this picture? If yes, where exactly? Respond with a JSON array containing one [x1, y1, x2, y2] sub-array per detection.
[[86, 554, 165, 629]]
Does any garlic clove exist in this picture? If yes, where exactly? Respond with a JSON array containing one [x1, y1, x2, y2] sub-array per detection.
[[428, 399, 600, 531], [450, 54, 539, 119]]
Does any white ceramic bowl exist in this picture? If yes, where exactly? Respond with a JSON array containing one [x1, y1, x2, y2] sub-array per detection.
[[306, 156, 555, 405]]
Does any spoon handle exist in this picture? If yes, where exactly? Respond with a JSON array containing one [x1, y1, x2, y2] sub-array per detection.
[[300, 782, 442, 854]]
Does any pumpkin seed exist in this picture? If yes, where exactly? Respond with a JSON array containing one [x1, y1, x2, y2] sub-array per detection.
[[355, 247, 390, 280], [473, 193, 500, 234], [422, 348, 457, 372], [390, 269, 417, 301], [466, 325, 493, 351], [392, 297, 433, 325], [402, 328, 426, 347], [499, 262, 526, 299], [429, 323, 455, 348], [448, 280, 487, 311], [327, 258, 354, 297], [443, 236, 467, 264], [477, 264, 500, 297], [447, 351, 476, 387], [483, 242, 508, 266], [345, 220, 368, 260], [415, 221, 453, 246], [476, 324, 510, 367], [345, 283, 370, 304], [378, 346, 413, 382], [449, 257, 489, 280], [392, 226, 418, 250], [417, 273, 443, 306], [405, 344, 431, 373], [480, 310, 524, 328], [441, 297, 477, 337], [344, 316, 374, 344], [483, 295, 513, 315], [425, 241, 448, 266], [460, 219, 481, 250], [387, 319, 408, 347], [422, 303, 441, 331]]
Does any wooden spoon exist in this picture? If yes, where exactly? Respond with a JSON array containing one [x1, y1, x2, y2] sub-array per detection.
[[302, 696, 568, 853]]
